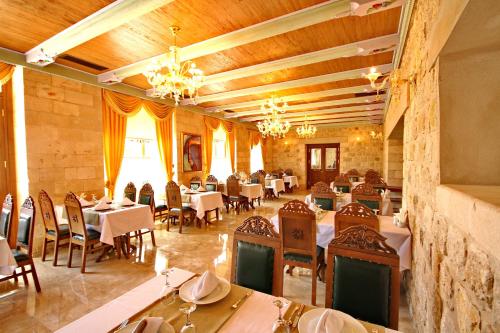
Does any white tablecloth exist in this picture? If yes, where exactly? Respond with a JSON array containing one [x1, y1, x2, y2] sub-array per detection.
[[283, 175, 299, 188], [306, 192, 393, 215], [266, 178, 285, 196], [270, 211, 411, 271], [0, 236, 16, 276], [187, 192, 224, 219], [221, 184, 263, 200]]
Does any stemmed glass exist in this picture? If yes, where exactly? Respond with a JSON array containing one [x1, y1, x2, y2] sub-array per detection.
[[179, 302, 197, 333], [160, 259, 176, 305], [272, 300, 290, 333]]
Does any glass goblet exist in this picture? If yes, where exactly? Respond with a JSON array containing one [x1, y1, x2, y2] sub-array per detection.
[[179, 302, 197, 333]]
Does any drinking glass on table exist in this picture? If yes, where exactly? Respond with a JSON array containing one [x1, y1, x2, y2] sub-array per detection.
[[160, 259, 176, 305], [179, 302, 197, 333]]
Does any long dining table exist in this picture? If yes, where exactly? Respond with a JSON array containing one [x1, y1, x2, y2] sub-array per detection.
[[181, 190, 224, 224], [55, 267, 403, 333]]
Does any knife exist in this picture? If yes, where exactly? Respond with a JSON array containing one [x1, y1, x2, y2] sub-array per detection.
[[231, 290, 253, 309], [292, 304, 305, 328]]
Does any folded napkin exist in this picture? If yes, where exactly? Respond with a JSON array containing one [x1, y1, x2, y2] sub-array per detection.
[[382, 189, 391, 199], [79, 197, 93, 207], [315, 309, 344, 333], [133, 317, 163, 333], [265, 174, 271, 179], [180, 184, 188, 191], [198, 186, 206, 191], [121, 197, 134, 206], [191, 271, 219, 300], [100, 195, 112, 203], [94, 200, 111, 211]]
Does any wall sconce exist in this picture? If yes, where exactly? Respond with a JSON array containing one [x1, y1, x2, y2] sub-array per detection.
[[369, 130, 383, 141], [363, 67, 416, 100], [363, 67, 389, 100]]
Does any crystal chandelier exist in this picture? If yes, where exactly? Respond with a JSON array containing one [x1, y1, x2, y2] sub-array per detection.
[[296, 115, 317, 138], [257, 97, 291, 139], [143, 26, 204, 105]]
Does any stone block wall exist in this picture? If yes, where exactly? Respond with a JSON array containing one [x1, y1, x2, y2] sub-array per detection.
[[23, 69, 104, 253], [383, 138, 403, 187], [269, 124, 383, 187]]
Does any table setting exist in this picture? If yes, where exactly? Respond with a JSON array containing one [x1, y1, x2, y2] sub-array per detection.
[[180, 188, 224, 222]]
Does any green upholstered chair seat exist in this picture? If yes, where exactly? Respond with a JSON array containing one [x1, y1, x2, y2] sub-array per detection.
[[250, 178, 259, 184], [139, 195, 151, 205], [47, 224, 70, 237], [357, 200, 380, 210], [284, 246, 324, 264], [16, 215, 32, 246], [12, 250, 30, 263], [0, 209, 11, 238], [314, 197, 335, 211], [337, 185, 350, 193], [72, 229, 101, 242], [206, 184, 217, 191], [190, 183, 200, 190], [235, 240, 274, 295], [229, 195, 244, 201], [332, 256, 391, 327]]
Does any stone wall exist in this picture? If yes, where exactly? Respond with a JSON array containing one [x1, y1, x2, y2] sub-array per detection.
[[23, 69, 104, 253], [383, 138, 403, 187], [383, 0, 500, 331], [269, 124, 383, 187]]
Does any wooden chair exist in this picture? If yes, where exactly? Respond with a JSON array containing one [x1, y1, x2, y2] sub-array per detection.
[[225, 175, 249, 214], [284, 168, 293, 176], [39, 190, 70, 266], [335, 203, 379, 236], [190, 176, 202, 190], [165, 181, 194, 234], [123, 182, 137, 202], [346, 169, 360, 182], [311, 181, 337, 211], [0, 193, 14, 240], [131, 183, 157, 246], [271, 169, 284, 179], [279, 200, 322, 305], [351, 183, 383, 214], [65, 192, 108, 273], [249, 172, 265, 206], [333, 174, 352, 193], [0, 197, 41, 292], [231, 216, 283, 296], [365, 172, 388, 194], [283, 168, 294, 193], [205, 175, 218, 192], [325, 225, 400, 329]]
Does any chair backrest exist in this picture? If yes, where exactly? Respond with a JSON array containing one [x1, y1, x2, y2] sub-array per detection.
[[205, 175, 218, 192], [166, 181, 182, 209], [16, 196, 36, 257], [0, 193, 14, 239], [333, 174, 352, 193], [284, 168, 293, 176], [226, 175, 241, 197], [311, 181, 337, 211], [351, 183, 382, 214], [123, 182, 137, 202], [271, 169, 284, 179], [346, 169, 360, 182], [138, 183, 155, 213], [250, 172, 265, 186], [231, 216, 282, 296], [278, 200, 316, 257], [257, 170, 266, 176], [64, 192, 88, 238], [38, 190, 60, 235], [325, 225, 400, 329], [335, 203, 379, 235], [190, 176, 202, 190]]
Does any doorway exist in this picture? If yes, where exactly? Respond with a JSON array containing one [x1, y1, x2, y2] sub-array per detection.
[[306, 143, 340, 189]]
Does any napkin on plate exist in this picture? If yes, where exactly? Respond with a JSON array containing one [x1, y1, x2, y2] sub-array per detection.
[[198, 186, 206, 191], [121, 197, 134, 206], [191, 271, 219, 300], [79, 197, 93, 207], [94, 200, 111, 211], [314, 309, 344, 333], [100, 195, 112, 204], [180, 184, 188, 191], [133, 317, 164, 333]]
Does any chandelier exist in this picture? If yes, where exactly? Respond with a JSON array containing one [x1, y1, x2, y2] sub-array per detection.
[[143, 26, 204, 105], [363, 66, 390, 101], [257, 97, 291, 139], [296, 115, 317, 138]]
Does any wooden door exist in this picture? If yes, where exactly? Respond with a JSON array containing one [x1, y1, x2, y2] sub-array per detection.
[[306, 143, 340, 189]]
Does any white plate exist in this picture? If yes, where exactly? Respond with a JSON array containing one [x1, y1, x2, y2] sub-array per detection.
[[116, 320, 174, 333], [179, 277, 231, 305], [298, 308, 367, 333]]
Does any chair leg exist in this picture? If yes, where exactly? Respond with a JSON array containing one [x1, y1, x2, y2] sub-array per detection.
[[150, 229, 156, 247], [21, 266, 29, 286], [312, 265, 317, 306], [166, 213, 170, 231], [81, 245, 88, 274], [215, 208, 219, 221], [179, 214, 183, 234], [67, 243, 74, 268], [41, 237, 48, 261], [30, 262, 41, 293], [13, 269, 18, 282], [53, 238, 60, 266]]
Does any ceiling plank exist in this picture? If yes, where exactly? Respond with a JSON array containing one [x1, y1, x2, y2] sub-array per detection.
[[188, 64, 392, 104], [284, 110, 384, 122], [26, 0, 173, 66], [288, 116, 382, 125], [203, 33, 399, 85]]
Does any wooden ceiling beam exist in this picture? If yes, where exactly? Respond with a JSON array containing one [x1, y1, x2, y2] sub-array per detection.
[[288, 116, 382, 125], [25, 0, 173, 66], [189, 64, 393, 104], [284, 110, 384, 122]]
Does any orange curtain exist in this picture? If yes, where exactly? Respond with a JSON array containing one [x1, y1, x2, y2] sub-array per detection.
[[204, 116, 236, 173], [0, 63, 14, 92], [101, 90, 175, 196], [249, 130, 265, 167]]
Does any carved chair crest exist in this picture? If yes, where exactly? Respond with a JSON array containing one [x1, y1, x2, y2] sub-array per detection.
[[3, 193, 13, 209], [206, 175, 218, 183], [280, 200, 314, 216], [352, 183, 379, 196], [124, 182, 136, 193], [139, 183, 154, 196], [331, 224, 397, 254], [235, 216, 279, 238], [284, 168, 293, 175], [311, 181, 333, 194], [334, 174, 351, 184], [337, 202, 377, 219], [190, 176, 201, 183], [346, 169, 360, 176]]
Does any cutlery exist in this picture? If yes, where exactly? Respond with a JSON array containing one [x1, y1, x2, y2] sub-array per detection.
[[292, 304, 305, 328], [131, 319, 147, 333], [116, 319, 129, 331], [286, 304, 299, 324], [231, 290, 253, 309]]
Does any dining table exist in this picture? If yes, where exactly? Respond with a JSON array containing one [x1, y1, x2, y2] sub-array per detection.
[[283, 175, 299, 193], [305, 192, 394, 216], [0, 236, 16, 277], [55, 267, 403, 333], [270, 211, 412, 271], [265, 178, 285, 197], [220, 183, 263, 208], [181, 190, 224, 223]]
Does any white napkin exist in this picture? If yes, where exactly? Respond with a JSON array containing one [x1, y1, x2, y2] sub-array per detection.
[[140, 317, 163, 333], [383, 189, 391, 199], [314, 309, 344, 333], [79, 197, 92, 207], [265, 174, 271, 179], [121, 197, 134, 206], [180, 184, 188, 191], [100, 195, 112, 203], [198, 186, 206, 191], [283, 173, 288, 177], [94, 200, 111, 211], [191, 271, 219, 300]]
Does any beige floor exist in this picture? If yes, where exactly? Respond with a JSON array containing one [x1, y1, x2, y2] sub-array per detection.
[[0, 190, 415, 332]]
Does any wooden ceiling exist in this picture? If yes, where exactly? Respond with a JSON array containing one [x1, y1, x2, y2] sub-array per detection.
[[0, 0, 406, 126]]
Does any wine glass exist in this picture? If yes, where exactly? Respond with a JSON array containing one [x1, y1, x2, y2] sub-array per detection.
[[272, 300, 290, 333], [160, 259, 176, 305], [179, 302, 197, 333]]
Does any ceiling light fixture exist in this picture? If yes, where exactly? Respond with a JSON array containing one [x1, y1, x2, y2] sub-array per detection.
[[296, 115, 317, 138], [257, 97, 291, 139]]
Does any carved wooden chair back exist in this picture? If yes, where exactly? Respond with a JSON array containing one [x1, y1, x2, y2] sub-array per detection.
[[123, 182, 137, 202], [284, 168, 293, 176], [226, 175, 241, 197], [335, 203, 379, 235], [257, 170, 266, 176], [271, 169, 284, 179], [205, 175, 218, 192], [333, 174, 352, 193], [231, 216, 283, 296], [351, 183, 382, 214], [325, 225, 400, 329], [138, 183, 155, 213], [166, 181, 182, 210], [278, 200, 316, 258], [64, 192, 88, 238], [365, 172, 387, 193], [311, 181, 337, 211], [38, 190, 60, 235], [16, 196, 36, 257], [0, 193, 14, 239], [190, 176, 202, 190]]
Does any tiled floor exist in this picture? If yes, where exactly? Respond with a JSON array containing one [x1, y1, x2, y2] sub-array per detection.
[[0, 190, 415, 332]]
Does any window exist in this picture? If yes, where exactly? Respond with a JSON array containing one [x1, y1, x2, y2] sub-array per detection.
[[210, 125, 232, 181], [114, 109, 167, 201], [250, 142, 264, 173]]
